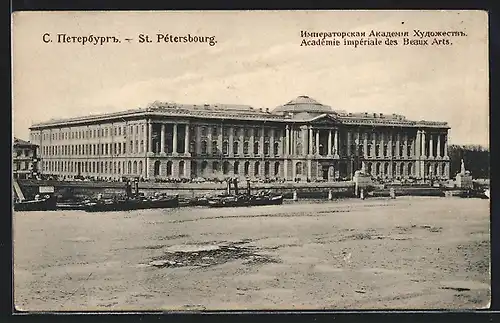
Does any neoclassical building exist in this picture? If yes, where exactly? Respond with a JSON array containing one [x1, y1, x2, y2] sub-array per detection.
[[28, 96, 450, 181]]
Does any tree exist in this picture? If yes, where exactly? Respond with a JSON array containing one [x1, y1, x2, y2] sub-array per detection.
[[448, 145, 489, 179]]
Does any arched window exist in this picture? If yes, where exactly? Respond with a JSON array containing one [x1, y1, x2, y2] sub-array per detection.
[[201, 140, 207, 155], [212, 140, 218, 155], [408, 163, 413, 176], [295, 162, 303, 175], [201, 161, 208, 176], [223, 161, 230, 175], [234, 161, 239, 175], [384, 162, 389, 176], [254, 141, 259, 155], [441, 163, 446, 176], [274, 162, 280, 176], [154, 161, 161, 176], [400, 162, 405, 176], [128, 161, 132, 174], [274, 142, 279, 155], [222, 141, 229, 155], [264, 142, 270, 156], [264, 161, 270, 176], [254, 162, 260, 176], [166, 161, 173, 176], [191, 161, 198, 178], [189, 140, 196, 154], [179, 161, 185, 176], [367, 162, 372, 175], [212, 161, 219, 174], [233, 142, 239, 155], [243, 141, 249, 155], [133, 161, 137, 174], [244, 161, 250, 176], [375, 163, 381, 176], [138, 161, 143, 175]]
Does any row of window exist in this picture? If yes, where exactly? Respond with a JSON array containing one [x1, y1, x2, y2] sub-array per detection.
[[364, 162, 447, 176], [195, 126, 281, 138], [186, 160, 281, 178], [198, 140, 280, 156], [43, 160, 144, 175], [42, 141, 145, 156], [13, 161, 32, 171], [33, 124, 146, 142]]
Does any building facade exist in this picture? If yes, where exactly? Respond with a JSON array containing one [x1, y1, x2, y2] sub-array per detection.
[[29, 96, 450, 181], [13, 137, 39, 179]]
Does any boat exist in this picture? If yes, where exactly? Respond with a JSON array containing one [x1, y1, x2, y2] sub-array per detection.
[[84, 195, 179, 212], [56, 200, 90, 211], [207, 179, 283, 208], [14, 195, 57, 212]]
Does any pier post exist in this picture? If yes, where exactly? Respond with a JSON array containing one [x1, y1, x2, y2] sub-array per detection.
[[293, 190, 298, 201], [328, 189, 333, 200], [360, 189, 365, 200]]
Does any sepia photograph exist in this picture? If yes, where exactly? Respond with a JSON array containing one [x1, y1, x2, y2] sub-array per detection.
[[11, 10, 489, 311]]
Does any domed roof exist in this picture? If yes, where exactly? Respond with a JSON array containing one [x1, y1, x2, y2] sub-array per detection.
[[272, 96, 333, 115]]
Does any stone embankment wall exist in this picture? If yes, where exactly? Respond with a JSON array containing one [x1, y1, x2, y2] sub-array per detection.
[[17, 179, 356, 200]]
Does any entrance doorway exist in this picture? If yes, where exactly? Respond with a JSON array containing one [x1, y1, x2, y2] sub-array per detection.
[[322, 165, 329, 180]]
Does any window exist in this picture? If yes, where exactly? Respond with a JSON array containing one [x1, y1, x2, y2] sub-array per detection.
[[201, 141, 207, 154], [212, 140, 218, 155], [223, 161, 230, 175], [233, 142, 239, 155], [212, 126, 218, 136], [222, 141, 229, 155], [254, 162, 260, 176], [223, 128, 229, 137], [274, 162, 280, 176], [244, 162, 250, 176], [264, 142, 270, 156], [201, 126, 207, 136], [243, 141, 249, 155], [234, 161, 239, 175], [253, 142, 259, 155], [274, 142, 279, 155]]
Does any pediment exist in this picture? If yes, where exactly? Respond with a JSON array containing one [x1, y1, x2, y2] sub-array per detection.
[[309, 113, 339, 125]]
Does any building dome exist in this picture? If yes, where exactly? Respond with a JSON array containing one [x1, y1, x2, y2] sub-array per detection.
[[272, 96, 333, 115]]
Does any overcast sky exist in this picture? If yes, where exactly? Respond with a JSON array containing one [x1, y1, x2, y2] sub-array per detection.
[[12, 10, 488, 146]]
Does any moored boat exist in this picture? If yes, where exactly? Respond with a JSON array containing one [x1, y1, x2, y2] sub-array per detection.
[[14, 195, 57, 212], [84, 195, 179, 212]]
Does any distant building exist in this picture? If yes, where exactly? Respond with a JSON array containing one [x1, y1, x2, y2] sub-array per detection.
[[28, 96, 451, 181], [13, 137, 39, 179]]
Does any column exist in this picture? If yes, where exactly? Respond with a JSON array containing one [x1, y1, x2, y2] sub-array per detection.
[[380, 133, 385, 158], [285, 125, 290, 156], [302, 127, 308, 156], [309, 127, 313, 155], [160, 124, 165, 153], [173, 123, 178, 154], [270, 129, 275, 156], [194, 126, 201, 155], [334, 129, 339, 156], [229, 126, 234, 156], [250, 128, 255, 156], [315, 130, 320, 155], [421, 130, 426, 157], [328, 130, 332, 156], [429, 133, 434, 158], [148, 122, 153, 153], [260, 126, 264, 156], [444, 133, 448, 158], [436, 133, 441, 158], [395, 132, 400, 158], [388, 132, 392, 158], [363, 132, 368, 158], [238, 128, 244, 155], [184, 124, 189, 155]]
